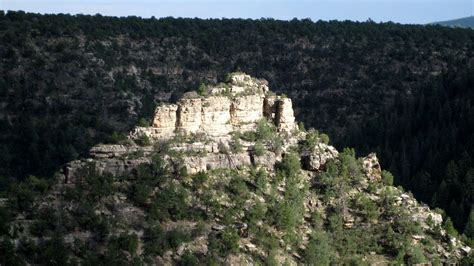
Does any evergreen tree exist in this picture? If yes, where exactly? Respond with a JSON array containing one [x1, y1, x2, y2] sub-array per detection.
[[464, 209, 474, 239]]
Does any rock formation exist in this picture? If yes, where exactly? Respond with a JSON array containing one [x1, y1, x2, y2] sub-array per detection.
[[129, 73, 297, 141], [9, 73, 469, 265], [301, 143, 339, 171], [65, 73, 304, 178], [362, 153, 382, 181]]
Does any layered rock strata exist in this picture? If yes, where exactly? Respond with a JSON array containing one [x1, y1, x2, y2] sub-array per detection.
[[64, 73, 306, 180], [129, 73, 297, 140]]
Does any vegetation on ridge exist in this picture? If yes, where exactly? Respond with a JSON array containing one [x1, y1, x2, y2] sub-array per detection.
[[0, 114, 471, 264]]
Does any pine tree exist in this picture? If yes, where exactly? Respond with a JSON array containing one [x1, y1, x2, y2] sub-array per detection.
[[464, 209, 474, 239]]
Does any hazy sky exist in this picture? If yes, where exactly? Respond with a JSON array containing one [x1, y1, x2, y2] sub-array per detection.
[[1, 0, 473, 24]]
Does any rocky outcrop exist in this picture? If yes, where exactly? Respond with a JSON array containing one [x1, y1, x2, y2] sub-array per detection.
[[63, 144, 154, 184], [64, 74, 315, 183], [362, 153, 382, 181], [152, 104, 179, 136], [129, 73, 296, 141], [63, 156, 151, 184], [275, 98, 297, 133], [181, 153, 252, 174], [301, 143, 339, 171]]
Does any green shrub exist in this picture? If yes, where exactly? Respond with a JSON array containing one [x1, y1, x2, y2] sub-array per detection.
[[443, 217, 459, 238], [255, 229, 279, 253], [273, 180, 305, 232], [36, 235, 70, 265], [297, 121, 306, 132], [197, 83, 207, 96], [192, 171, 209, 189], [464, 209, 474, 239], [381, 170, 394, 186], [407, 245, 427, 265], [269, 136, 283, 154], [355, 195, 379, 222], [230, 134, 243, 153], [220, 227, 240, 255], [311, 210, 324, 230], [134, 155, 169, 186], [461, 252, 474, 265], [301, 129, 319, 151], [254, 168, 268, 194], [320, 133, 330, 144], [110, 131, 128, 144], [253, 141, 265, 156], [129, 182, 152, 206], [255, 119, 275, 141], [137, 118, 150, 127], [304, 232, 334, 265], [276, 152, 301, 181], [227, 176, 250, 204], [178, 250, 199, 266], [144, 226, 192, 256], [8, 175, 49, 212], [86, 172, 115, 200], [168, 229, 192, 249], [150, 184, 188, 220], [240, 131, 257, 142], [246, 202, 267, 233], [29, 208, 58, 237], [135, 134, 151, 146], [144, 225, 167, 255], [0, 239, 24, 265], [116, 233, 139, 254]]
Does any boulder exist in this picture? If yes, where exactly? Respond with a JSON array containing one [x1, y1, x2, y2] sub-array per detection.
[[362, 153, 382, 181], [301, 143, 339, 171]]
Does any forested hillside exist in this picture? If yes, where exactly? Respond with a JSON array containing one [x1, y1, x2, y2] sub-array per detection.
[[0, 11, 473, 231], [432, 16, 474, 29]]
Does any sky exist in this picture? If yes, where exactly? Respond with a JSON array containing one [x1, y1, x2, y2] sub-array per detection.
[[1, 0, 473, 24]]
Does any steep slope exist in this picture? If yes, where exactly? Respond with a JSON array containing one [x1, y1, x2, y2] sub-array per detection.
[[0, 74, 471, 265]]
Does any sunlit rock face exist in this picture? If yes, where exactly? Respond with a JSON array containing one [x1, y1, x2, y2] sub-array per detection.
[[301, 143, 339, 171], [200, 96, 232, 137], [152, 104, 178, 137], [129, 73, 297, 141], [362, 153, 382, 181]]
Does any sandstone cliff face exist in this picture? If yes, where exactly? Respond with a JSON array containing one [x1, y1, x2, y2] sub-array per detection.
[[152, 104, 178, 135], [275, 98, 297, 133], [65, 74, 305, 180], [129, 73, 296, 141], [200, 96, 232, 136]]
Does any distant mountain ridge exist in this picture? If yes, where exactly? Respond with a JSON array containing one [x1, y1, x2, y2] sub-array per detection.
[[431, 16, 474, 28]]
